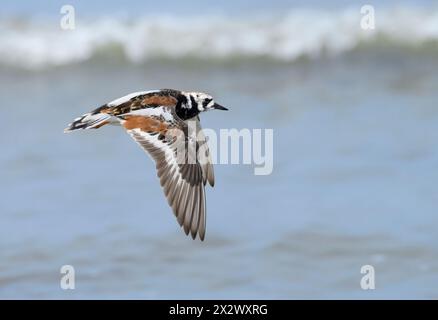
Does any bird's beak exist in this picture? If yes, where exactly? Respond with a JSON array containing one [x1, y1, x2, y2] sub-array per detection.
[[212, 103, 228, 111]]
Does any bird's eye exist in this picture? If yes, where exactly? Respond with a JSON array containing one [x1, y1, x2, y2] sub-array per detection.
[[202, 98, 212, 108]]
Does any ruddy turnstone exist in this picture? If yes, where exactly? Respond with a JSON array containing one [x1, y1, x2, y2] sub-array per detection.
[[64, 89, 228, 240]]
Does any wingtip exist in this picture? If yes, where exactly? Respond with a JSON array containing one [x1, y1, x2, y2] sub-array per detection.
[[187, 229, 205, 241], [192, 232, 205, 241]]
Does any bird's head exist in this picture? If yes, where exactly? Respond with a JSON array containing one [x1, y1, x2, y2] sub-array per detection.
[[188, 92, 228, 112], [176, 91, 228, 120]]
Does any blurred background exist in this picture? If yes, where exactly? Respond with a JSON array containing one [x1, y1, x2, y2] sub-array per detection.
[[1, 0, 438, 299]]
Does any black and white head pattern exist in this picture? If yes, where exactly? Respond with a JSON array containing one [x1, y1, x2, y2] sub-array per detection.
[[176, 92, 215, 120]]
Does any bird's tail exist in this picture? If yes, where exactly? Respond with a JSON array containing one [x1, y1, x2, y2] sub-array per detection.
[[64, 111, 111, 133]]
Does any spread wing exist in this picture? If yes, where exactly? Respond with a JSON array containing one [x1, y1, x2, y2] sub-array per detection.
[[123, 114, 213, 240]]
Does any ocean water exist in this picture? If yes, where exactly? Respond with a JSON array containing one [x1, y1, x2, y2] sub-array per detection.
[[1, 1, 438, 299]]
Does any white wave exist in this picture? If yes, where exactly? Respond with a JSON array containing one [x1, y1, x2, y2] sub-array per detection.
[[1, 6, 438, 69]]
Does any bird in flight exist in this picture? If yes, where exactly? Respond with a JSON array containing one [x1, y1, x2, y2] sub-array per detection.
[[64, 89, 228, 240]]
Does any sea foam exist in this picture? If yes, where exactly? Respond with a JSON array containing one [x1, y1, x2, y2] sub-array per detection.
[[1, 6, 438, 69]]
